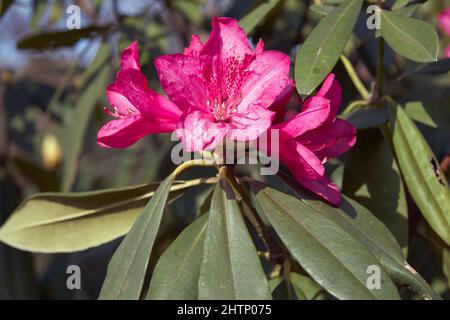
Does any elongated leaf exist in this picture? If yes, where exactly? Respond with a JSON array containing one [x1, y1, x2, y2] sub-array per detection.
[[99, 173, 178, 299], [0, 182, 188, 253], [62, 43, 111, 191], [392, 0, 414, 10], [380, 10, 438, 63], [239, 0, 282, 34], [146, 214, 208, 300], [340, 108, 388, 130], [309, 4, 335, 16], [343, 129, 408, 251], [253, 183, 400, 300], [393, 4, 422, 18], [198, 183, 271, 300], [290, 272, 323, 300], [400, 59, 450, 79], [390, 106, 450, 245], [274, 174, 440, 299], [404, 101, 450, 129], [17, 25, 113, 49], [295, 0, 362, 95]]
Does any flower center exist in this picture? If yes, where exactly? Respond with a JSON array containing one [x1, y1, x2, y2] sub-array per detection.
[[207, 90, 241, 122]]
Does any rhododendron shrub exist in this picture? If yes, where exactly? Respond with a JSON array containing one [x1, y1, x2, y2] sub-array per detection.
[[1, 0, 450, 301]]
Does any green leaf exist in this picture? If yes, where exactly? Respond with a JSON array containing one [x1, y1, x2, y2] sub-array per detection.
[[98, 173, 178, 299], [253, 183, 400, 299], [390, 106, 450, 245], [198, 182, 272, 300], [343, 129, 408, 252], [391, 0, 414, 10], [239, 0, 282, 34], [295, 0, 362, 95], [399, 59, 450, 79], [340, 108, 388, 130], [146, 213, 208, 300], [290, 272, 323, 300], [268, 277, 283, 293], [380, 10, 438, 63], [403, 101, 450, 129], [274, 174, 441, 299], [62, 43, 111, 191], [309, 4, 335, 16], [393, 3, 422, 17], [0, 182, 188, 253], [17, 25, 113, 50]]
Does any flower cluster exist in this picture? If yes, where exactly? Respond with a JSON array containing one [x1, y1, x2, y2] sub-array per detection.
[[98, 17, 356, 205], [438, 8, 450, 58]]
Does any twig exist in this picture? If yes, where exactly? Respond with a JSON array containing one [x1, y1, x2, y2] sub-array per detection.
[[340, 54, 371, 100]]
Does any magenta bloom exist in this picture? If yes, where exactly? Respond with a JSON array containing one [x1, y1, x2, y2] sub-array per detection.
[[155, 17, 291, 151], [99, 17, 290, 151], [439, 8, 450, 36], [272, 74, 356, 205], [97, 42, 182, 148]]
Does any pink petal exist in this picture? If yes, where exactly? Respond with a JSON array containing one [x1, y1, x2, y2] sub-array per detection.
[[297, 119, 356, 162], [280, 140, 325, 176], [439, 8, 450, 36], [155, 54, 208, 112], [254, 38, 265, 54], [280, 140, 341, 205], [315, 73, 342, 118], [120, 41, 140, 71], [269, 79, 294, 124], [274, 96, 331, 141], [227, 104, 274, 141], [177, 110, 229, 152], [183, 34, 204, 57], [97, 115, 170, 148], [201, 17, 253, 60], [238, 50, 291, 113], [109, 69, 182, 123]]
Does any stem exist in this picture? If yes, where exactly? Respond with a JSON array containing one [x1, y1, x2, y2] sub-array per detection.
[[340, 100, 368, 116], [172, 158, 216, 178], [220, 166, 284, 263], [340, 55, 370, 100], [375, 37, 385, 106]]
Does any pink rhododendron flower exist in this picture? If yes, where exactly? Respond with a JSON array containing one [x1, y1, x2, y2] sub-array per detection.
[[439, 8, 450, 36], [97, 42, 182, 148], [99, 17, 291, 151], [269, 74, 356, 205], [155, 17, 291, 151]]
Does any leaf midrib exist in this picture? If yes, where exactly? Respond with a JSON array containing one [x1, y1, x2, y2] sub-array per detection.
[[381, 11, 435, 61], [298, 0, 360, 93], [261, 190, 382, 299], [106, 177, 173, 299], [395, 111, 450, 229], [164, 220, 207, 299]]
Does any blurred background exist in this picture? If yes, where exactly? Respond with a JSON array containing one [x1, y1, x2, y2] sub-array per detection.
[[0, 0, 449, 299]]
